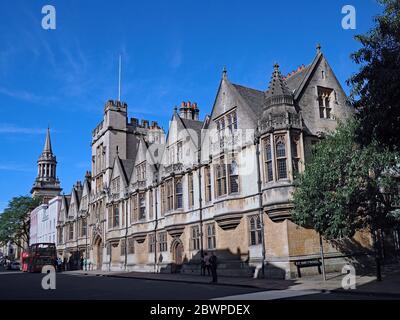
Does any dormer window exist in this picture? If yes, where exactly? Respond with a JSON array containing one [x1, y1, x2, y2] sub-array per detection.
[[215, 109, 238, 150], [111, 177, 120, 194], [317, 87, 334, 119], [227, 111, 237, 134], [177, 142, 183, 162], [136, 162, 146, 181], [217, 118, 225, 148]]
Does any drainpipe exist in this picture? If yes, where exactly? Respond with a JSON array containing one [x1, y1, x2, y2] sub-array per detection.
[[76, 219, 79, 270], [154, 174, 159, 273], [124, 197, 128, 271], [85, 214, 88, 271], [197, 148, 204, 257], [254, 129, 266, 278]]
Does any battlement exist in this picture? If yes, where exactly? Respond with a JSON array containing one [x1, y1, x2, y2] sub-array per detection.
[[104, 99, 127, 111], [129, 117, 161, 130]]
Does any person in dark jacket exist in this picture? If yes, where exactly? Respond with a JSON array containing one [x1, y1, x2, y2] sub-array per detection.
[[209, 252, 218, 283], [200, 253, 206, 276]]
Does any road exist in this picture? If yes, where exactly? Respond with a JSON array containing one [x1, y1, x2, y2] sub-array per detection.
[[0, 267, 394, 300]]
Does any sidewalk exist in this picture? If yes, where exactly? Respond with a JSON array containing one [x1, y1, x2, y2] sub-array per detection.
[[66, 265, 400, 298]]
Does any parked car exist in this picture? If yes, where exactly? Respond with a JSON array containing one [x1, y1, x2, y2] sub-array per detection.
[[10, 261, 21, 270], [6, 261, 21, 271]]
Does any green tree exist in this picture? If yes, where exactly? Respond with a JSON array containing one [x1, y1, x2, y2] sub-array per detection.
[[0, 196, 42, 250], [348, 0, 400, 150], [292, 120, 400, 279]]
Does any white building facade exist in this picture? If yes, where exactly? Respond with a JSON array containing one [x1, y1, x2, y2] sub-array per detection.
[[30, 196, 61, 245]]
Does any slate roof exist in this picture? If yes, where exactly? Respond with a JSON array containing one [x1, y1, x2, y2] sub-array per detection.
[[285, 65, 310, 94], [180, 117, 203, 137], [120, 158, 135, 184], [227, 61, 311, 116], [231, 83, 264, 117], [265, 64, 293, 98]]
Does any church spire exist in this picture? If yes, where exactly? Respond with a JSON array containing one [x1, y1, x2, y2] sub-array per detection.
[[31, 126, 61, 203], [43, 126, 53, 154]]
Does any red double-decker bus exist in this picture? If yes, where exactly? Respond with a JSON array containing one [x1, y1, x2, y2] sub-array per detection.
[[22, 243, 57, 273]]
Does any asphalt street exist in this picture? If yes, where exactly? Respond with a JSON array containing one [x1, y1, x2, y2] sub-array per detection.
[[0, 268, 394, 300]]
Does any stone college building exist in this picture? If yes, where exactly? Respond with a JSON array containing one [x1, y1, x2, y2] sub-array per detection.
[[38, 46, 379, 279]]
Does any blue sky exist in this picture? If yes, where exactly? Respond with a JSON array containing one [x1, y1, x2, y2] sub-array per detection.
[[0, 0, 383, 211]]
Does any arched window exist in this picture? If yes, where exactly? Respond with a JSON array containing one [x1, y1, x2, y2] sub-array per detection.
[[276, 138, 287, 180]]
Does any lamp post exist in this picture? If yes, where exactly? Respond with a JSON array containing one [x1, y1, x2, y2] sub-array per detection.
[[85, 214, 88, 271]]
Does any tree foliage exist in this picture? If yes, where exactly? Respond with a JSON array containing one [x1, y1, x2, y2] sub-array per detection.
[[0, 196, 42, 249], [348, 0, 400, 150], [292, 120, 400, 240]]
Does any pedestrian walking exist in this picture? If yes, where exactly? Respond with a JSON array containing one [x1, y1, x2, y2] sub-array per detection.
[[209, 252, 218, 283], [204, 252, 211, 276], [63, 257, 68, 271], [200, 253, 206, 276], [57, 257, 62, 272]]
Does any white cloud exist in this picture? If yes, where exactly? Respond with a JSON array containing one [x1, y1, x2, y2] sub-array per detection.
[[0, 124, 48, 135], [0, 86, 57, 105]]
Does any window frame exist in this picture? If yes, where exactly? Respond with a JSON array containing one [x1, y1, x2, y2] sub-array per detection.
[[148, 234, 155, 253], [204, 165, 212, 202], [228, 158, 239, 194], [139, 193, 146, 220], [215, 157, 227, 197], [175, 178, 183, 209], [188, 173, 194, 208], [275, 136, 288, 180], [190, 225, 200, 250], [264, 136, 274, 182], [158, 232, 167, 252], [206, 223, 216, 250], [249, 215, 262, 246]]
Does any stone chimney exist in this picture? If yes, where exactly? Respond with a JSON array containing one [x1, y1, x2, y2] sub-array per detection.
[[179, 101, 199, 120], [141, 120, 149, 128]]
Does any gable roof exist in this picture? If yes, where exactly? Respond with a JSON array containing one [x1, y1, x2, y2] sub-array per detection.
[[110, 156, 135, 187], [230, 84, 264, 118], [179, 117, 203, 137]]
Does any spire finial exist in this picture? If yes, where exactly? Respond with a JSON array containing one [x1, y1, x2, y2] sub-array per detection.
[[43, 126, 52, 154], [273, 62, 280, 72], [316, 43, 322, 54], [118, 54, 122, 101], [222, 66, 227, 79]]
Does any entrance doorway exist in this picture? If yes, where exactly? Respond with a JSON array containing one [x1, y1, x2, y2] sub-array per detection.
[[171, 239, 184, 273], [94, 236, 103, 271]]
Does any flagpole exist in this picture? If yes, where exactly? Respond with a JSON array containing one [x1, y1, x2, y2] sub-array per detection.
[[118, 55, 122, 101]]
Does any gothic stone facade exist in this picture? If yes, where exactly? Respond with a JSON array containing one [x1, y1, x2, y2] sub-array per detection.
[[56, 48, 374, 279]]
